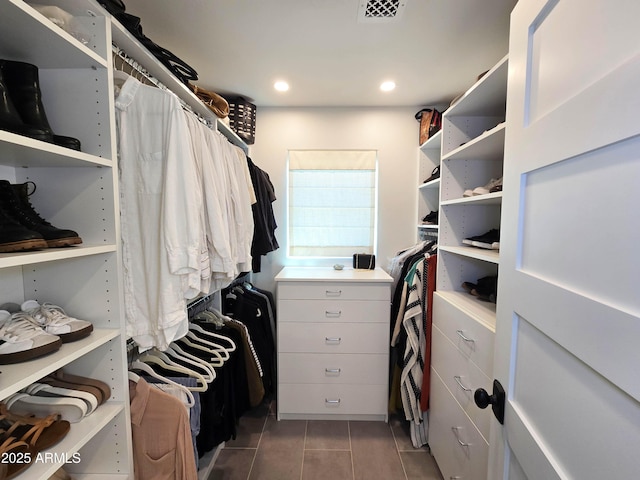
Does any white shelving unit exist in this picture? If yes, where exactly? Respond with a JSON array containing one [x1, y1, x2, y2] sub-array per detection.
[[0, 0, 132, 478], [417, 129, 441, 239], [428, 54, 508, 480]]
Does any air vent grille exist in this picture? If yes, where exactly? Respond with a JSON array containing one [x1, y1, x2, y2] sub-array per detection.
[[358, 0, 407, 22]]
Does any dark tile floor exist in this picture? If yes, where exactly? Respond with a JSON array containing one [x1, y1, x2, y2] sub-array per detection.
[[208, 401, 444, 480]]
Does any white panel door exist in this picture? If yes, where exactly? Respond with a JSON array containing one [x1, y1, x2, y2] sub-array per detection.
[[488, 0, 640, 478]]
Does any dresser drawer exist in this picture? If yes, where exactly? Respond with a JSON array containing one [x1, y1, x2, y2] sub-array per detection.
[[278, 299, 389, 324], [278, 322, 389, 354], [429, 369, 489, 480], [431, 324, 493, 441], [278, 281, 389, 301], [279, 353, 387, 385], [433, 293, 495, 375], [278, 383, 387, 415]]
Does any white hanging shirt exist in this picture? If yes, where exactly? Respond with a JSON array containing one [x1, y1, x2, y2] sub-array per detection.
[[116, 77, 202, 351]]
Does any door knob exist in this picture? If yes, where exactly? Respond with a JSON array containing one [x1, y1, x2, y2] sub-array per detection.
[[474, 379, 505, 424]]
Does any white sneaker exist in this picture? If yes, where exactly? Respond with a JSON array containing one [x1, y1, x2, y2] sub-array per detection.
[[21, 301, 93, 343], [0, 310, 62, 364], [472, 177, 503, 196]]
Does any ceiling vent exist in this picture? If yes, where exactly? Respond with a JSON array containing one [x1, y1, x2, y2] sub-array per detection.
[[357, 0, 407, 23]]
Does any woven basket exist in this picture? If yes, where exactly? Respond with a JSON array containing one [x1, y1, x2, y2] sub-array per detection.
[[225, 96, 256, 145]]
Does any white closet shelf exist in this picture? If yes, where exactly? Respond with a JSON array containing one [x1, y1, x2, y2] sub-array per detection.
[[0, 328, 121, 400], [0, 132, 112, 168], [109, 20, 249, 152], [441, 123, 506, 162], [0, 0, 107, 68], [441, 192, 502, 206], [420, 129, 442, 151], [445, 55, 508, 117], [419, 178, 440, 190], [0, 245, 117, 269], [439, 245, 500, 264], [435, 291, 496, 331], [12, 402, 125, 480], [418, 224, 439, 230]]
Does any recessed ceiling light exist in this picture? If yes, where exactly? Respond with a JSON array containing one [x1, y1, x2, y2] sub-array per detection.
[[274, 80, 290, 92], [380, 80, 396, 92]]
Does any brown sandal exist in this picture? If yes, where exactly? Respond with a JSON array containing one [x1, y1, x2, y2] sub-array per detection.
[[0, 405, 70, 451], [50, 369, 111, 403]]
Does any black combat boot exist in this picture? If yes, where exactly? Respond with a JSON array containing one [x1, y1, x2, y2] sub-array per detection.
[[0, 180, 82, 248], [0, 60, 81, 151], [0, 203, 48, 253]]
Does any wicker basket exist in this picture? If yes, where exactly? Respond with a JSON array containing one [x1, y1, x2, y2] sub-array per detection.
[[225, 96, 256, 145]]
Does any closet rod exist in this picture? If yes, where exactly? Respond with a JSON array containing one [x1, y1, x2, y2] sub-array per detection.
[[112, 44, 213, 128]]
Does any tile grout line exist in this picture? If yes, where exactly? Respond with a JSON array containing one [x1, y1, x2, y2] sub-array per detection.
[[348, 421, 356, 480], [300, 420, 308, 480], [245, 401, 271, 480], [389, 420, 410, 480]]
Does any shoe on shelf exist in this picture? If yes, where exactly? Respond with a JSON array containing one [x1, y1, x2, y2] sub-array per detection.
[[4, 391, 88, 424], [423, 165, 440, 183], [0, 310, 61, 364], [0, 404, 70, 451], [25, 382, 99, 416], [0, 180, 82, 248], [21, 300, 93, 343], [0, 203, 48, 253], [0, 59, 81, 150], [461, 275, 498, 303], [422, 210, 438, 225], [463, 228, 500, 250], [463, 177, 503, 197]]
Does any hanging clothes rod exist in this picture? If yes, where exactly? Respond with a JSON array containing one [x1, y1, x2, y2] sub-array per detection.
[[112, 44, 214, 128]]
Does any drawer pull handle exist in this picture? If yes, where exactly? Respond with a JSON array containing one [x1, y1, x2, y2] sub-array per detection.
[[451, 427, 470, 447], [325, 368, 341, 375], [456, 330, 475, 343], [325, 398, 341, 405], [325, 337, 342, 344], [325, 310, 342, 317], [325, 290, 342, 297], [454, 376, 472, 392]]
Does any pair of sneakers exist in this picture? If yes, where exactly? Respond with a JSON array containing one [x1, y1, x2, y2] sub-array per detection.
[[463, 177, 503, 197], [0, 301, 93, 364]]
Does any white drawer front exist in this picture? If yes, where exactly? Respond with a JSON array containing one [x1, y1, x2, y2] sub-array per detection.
[[433, 293, 495, 375], [279, 353, 387, 385], [431, 324, 493, 441], [278, 282, 389, 301], [429, 369, 489, 480], [278, 383, 387, 415], [278, 322, 389, 354], [278, 299, 389, 323]]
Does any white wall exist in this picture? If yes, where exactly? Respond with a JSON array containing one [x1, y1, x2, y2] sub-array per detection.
[[248, 107, 420, 292]]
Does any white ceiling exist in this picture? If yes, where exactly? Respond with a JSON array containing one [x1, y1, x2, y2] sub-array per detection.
[[124, 0, 518, 108]]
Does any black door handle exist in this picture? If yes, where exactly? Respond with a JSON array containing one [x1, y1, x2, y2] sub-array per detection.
[[474, 379, 505, 424]]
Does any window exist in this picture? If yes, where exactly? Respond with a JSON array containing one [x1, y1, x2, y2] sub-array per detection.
[[287, 150, 378, 258]]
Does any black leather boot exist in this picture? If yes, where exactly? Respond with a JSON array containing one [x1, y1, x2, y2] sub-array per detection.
[[0, 180, 82, 248], [0, 203, 48, 253], [0, 60, 81, 151], [0, 63, 53, 142]]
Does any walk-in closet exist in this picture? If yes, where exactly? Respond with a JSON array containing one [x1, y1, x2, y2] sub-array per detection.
[[0, 0, 637, 479]]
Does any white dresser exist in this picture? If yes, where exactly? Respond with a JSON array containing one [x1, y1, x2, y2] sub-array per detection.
[[275, 267, 393, 421]]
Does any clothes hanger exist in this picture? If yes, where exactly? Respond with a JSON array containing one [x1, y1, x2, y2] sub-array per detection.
[[138, 351, 208, 391], [160, 346, 216, 382], [190, 315, 237, 352], [173, 337, 226, 367], [169, 341, 223, 370], [184, 330, 231, 361], [129, 361, 195, 407]]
